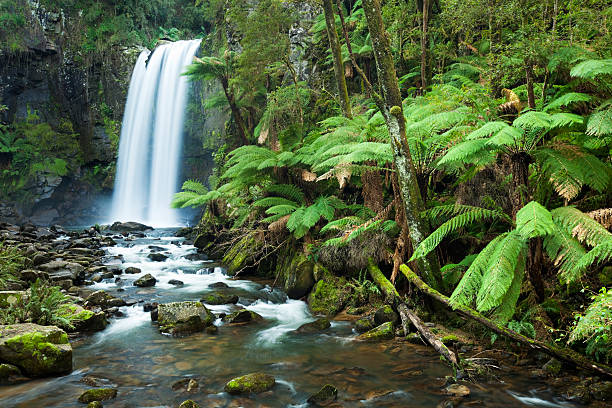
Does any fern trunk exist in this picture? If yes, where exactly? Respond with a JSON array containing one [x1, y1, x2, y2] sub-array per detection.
[[221, 77, 250, 145], [362, 0, 441, 289], [322, 0, 352, 119], [420, 0, 429, 92]]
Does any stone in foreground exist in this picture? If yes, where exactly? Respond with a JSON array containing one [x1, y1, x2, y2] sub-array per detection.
[[224, 372, 275, 394], [0, 324, 72, 377], [222, 309, 263, 324], [295, 318, 331, 334], [307, 384, 338, 406], [157, 301, 214, 335], [134, 273, 157, 287], [201, 292, 239, 305], [78, 388, 118, 403], [356, 322, 394, 342], [178, 400, 200, 408]]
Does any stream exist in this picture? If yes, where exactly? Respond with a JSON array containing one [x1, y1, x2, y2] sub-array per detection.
[[0, 229, 575, 407]]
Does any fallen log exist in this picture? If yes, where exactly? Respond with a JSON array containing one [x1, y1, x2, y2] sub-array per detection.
[[399, 264, 612, 379], [367, 259, 459, 368]]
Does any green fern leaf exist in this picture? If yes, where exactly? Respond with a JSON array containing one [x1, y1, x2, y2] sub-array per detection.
[[570, 59, 612, 80], [516, 201, 555, 239]]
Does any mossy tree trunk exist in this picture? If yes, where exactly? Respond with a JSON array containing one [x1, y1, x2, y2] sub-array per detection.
[[362, 0, 441, 289], [323, 0, 352, 118], [220, 77, 250, 146], [420, 0, 429, 92]]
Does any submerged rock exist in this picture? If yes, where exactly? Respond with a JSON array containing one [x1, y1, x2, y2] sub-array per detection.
[[201, 292, 239, 305], [0, 324, 72, 377], [77, 388, 118, 403], [168, 279, 184, 286], [134, 273, 157, 287], [222, 309, 263, 324], [445, 384, 470, 397], [157, 301, 214, 335], [357, 322, 394, 342], [209, 282, 229, 289], [295, 318, 331, 334], [124, 267, 141, 274], [148, 253, 168, 262], [109, 221, 152, 232], [86, 402, 103, 408], [178, 400, 199, 408], [224, 372, 275, 394], [307, 384, 338, 406], [0, 363, 24, 384]]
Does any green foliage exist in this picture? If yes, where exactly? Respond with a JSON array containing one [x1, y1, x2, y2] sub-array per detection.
[[0, 242, 25, 288], [569, 287, 612, 363], [287, 196, 345, 239]]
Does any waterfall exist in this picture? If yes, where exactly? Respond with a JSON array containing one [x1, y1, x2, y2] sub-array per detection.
[[111, 39, 201, 227]]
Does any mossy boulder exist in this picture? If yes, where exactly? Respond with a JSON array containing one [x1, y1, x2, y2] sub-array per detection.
[[357, 322, 394, 342], [0, 324, 72, 377], [85, 290, 126, 308], [354, 316, 376, 333], [58, 304, 108, 332], [222, 309, 263, 324], [178, 400, 199, 408], [134, 273, 157, 287], [307, 384, 338, 406], [158, 301, 214, 335], [86, 402, 103, 408], [307, 275, 351, 316], [0, 363, 23, 384], [77, 388, 117, 403], [374, 305, 399, 326], [222, 232, 263, 276], [224, 372, 275, 394], [294, 318, 331, 334], [200, 292, 239, 305], [276, 251, 315, 299]]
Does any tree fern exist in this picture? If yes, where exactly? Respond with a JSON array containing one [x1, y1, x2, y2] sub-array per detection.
[[265, 184, 305, 204], [515, 201, 555, 239], [570, 59, 612, 80], [543, 222, 587, 284], [544, 92, 593, 112], [552, 207, 612, 247], [253, 197, 299, 208], [491, 252, 526, 325]]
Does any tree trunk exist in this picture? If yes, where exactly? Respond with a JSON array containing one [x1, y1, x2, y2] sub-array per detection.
[[420, 0, 429, 92], [400, 264, 612, 379], [525, 61, 536, 109], [323, 0, 352, 118], [221, 77, 250, 145], [362, 0, 441, 289]]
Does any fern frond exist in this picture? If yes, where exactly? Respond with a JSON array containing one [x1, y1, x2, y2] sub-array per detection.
[[570, 59, 612, 80], [544, 92, 593, 112], [574, 240, 612, 275], [552, 207, 612, 247], [265, 184, 305, 204], [544, 221, 588, 285], [491, 252, 525, 325], [516, 201, 555, 239], [253, 197, 298, 208], [265, 204, 298, 216], [513, 111, 552, 130], [466, 121, 510, 140]]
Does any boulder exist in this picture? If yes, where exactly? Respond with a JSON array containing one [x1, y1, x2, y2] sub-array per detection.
[[0, 363, 24, 384], [86, 290, 126, 308], [295, 318, 331, 334], [178, 400, 199, 408], [0, 324, 72, 377], [374, 305, 399, 326], [148, 253, 168, 262], [354, 316, 376, 333], [134, 273, 156, 287], [109, 221, 152, 232], [124, 267, 141, 274], [58, 305, 108, 332], [19, 269, 49, 282], [77, 388, 118, 403], [222, 309, 263, 324], [157, 301, 214, 335], [224, 372, 275, 394], [201, 293, 239, 305], [38, 260, 85, 282], [307, 275, 351, 316], [168, 279, 184, 286], [357, 322, 394, 342], [209, 282, 229, 289], [307, 384, 338, 406]]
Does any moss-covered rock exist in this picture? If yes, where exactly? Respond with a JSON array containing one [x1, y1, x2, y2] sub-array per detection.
[[222, 309, 263, 324], [276, 251, 315, 299], [374, 305, 399, 326], [354, 316, 376, 333], [224, 372, 275, 394], [85, 290, 126, 308], [178, 400, 199, 408], [294, 318, 331, 334], [0, 323, 72, 377], [0, 363, 23, 383], [58, 304, 108, 332], [77, 388, 117, 403], [157, 301, 214, 335], [222, 232, 263, 276], [86, 402, 103, 408], [307, 273, 351, 316], [200, 292, 239, 305], [357, 322, 394, 342], [134, 273, 157, 287], [307, 384, 338, 406]]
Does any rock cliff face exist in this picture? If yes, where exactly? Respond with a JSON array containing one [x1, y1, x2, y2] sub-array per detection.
[[0, 1, 142, 224]]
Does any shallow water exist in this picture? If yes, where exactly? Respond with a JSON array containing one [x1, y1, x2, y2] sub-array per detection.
[[0, 230, 574, 407]]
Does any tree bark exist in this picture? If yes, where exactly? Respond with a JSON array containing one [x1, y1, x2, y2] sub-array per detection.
[[323, 0, 352, 118], [420, 0, 430, 92], [221, 77, 250, 146], [525, 61, 536, 109], [362, 0, 441, 289], [400, 264, 612, 379]]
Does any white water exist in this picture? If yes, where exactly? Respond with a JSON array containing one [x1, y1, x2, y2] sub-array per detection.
[[111, 40, 201, 227]]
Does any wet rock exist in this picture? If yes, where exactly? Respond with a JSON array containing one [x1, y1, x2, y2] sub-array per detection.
[[222, 309, 263, 324], [143, 302, 158, 312], [0, 363, 24, 384], [346, 306, 368, 315], [307, 384, 338, 406], [357, 322, 394, 342], [38, 260, 85, 282], [565, 384, 591, 404], [59, 305, 108, 332], [157, 301, 214, 335], [77, 388, 118, 403], [0, 323, 72, 377], [184, 253, 208, 261], [445, 384, 470, 397], [109, 221, 152, 232], [187, 378, 199, 392], [32, 252, 51, 266], [307, 274, 350, 316], [148, 253, 168, 262], [168, 279, 184, 286], [124, 267, 141, 274], [19, 269, 49, 282], [209, 282, 229, 289], [542, 358, 562, 375], [80, 375, 107, 387], [178, 400, 199, 408], [224, 372, 275, 394], [374, 305, 399, 326], [590, 381, 612, 401], [205, 325, 218, 334], [134, 273, 156, 287], [86, 290, 126, 308], [354, 316, 376, 333], [148, 245, 165, 252], [295, 318, 331, 334], [277, 252, 315, 299], [172, 378, 191, 391], [201, 292, 239, 305], [86, 402, 103, 408]]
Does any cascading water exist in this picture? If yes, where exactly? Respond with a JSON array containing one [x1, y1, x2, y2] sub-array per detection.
[[111, 39, 201, 227]]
